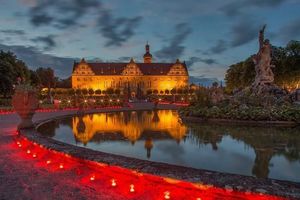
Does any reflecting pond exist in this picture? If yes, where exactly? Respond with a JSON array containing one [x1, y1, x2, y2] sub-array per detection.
[[37, 110, 300, 182]]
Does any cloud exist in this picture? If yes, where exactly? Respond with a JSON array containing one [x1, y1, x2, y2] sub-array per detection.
[[31, 35, 56, 51], [220, 0, 286, 17], [185, 56, 218, 67], [230, 18, 261, 47], [24, 0, 143, 47], [0, 29, 26, 35], [209, 40, 228, 54], [28, 0, 100, 28], [97, 9, 143, 47], [155, 23, 192, 60], [30, 13, 54, 26], [0, 43, 76, 78], [279, 18, 300, 42]]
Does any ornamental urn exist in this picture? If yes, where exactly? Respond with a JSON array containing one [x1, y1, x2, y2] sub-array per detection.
[[12, 84, 39, 129]]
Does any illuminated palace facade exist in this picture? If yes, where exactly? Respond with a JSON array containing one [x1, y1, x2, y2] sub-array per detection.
[[71, 43, 189, 95]]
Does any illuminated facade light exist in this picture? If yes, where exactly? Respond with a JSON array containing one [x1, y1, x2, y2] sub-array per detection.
[[84, 100, 87, 103], [109, 99, 112, 102], [68, 100, 71, 103]]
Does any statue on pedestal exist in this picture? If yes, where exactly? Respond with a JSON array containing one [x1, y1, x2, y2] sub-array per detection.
[[252, 25, 275, 88]]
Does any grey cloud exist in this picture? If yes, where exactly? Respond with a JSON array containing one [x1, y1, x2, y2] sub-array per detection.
[[98, 10, 143, 47], [155, 23, 192, 61], [31, 35, 56, 51], [25, 0, 142, 47], [209, 40, 228, 54], [0, 29, 26, 35], [231, 18, 261, 47], [0, 43, 76, 78], [29, 0, 100, 28], [221, 0, 286, 17], [280, 19, 300, 42], [30, 13, 54, 26], [186, 56, 218, 67]]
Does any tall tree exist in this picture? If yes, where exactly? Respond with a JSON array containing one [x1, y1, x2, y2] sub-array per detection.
[[0, 51, 30, 97]]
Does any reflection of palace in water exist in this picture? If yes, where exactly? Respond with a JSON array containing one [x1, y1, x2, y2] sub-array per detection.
[[38, 111, 300, 179], [72, 110, 188, 157]]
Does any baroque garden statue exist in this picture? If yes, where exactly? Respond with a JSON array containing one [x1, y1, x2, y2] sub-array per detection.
[[251, 25, 286, 97]]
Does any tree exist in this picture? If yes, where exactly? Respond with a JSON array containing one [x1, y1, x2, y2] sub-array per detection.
[[29, 70, 41, 86], [88, 88, 94, 96], [36, 67, 55, 98], [0, 51, 30, 97], [95, 89, 101, 95]]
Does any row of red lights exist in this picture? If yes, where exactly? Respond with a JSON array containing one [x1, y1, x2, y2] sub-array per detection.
[[13, 136, 285, 200], [0, 106, 123, 115]]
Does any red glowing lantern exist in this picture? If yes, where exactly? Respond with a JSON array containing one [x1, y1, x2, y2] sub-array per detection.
[[26, 150, 31, 154], [164, 191, 170, 199], [130, 184, 135, 193], [90, 175, 95, 181], [59, 164, 64, 169], [111, 179, 117, 187]]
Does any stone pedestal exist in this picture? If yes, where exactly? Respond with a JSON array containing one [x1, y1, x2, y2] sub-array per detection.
[[12, 89, 39, 130]]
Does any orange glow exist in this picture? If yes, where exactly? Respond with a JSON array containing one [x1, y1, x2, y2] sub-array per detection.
[[72, 110, 187, 144]]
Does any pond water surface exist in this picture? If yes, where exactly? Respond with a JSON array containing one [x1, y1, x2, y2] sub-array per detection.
[[37, 110, 300, 182]]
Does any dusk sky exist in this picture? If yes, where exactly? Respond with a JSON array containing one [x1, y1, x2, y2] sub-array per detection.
[[0, 0, 300, 80]]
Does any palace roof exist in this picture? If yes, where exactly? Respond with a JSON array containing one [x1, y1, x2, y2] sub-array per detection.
[[72, 61, 188, 76]]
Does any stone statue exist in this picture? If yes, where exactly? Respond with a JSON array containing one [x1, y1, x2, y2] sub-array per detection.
[[252, 25, 275, 87]]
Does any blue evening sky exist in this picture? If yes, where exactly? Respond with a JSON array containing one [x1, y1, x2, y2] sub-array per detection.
[[0, 0, 299, 80]]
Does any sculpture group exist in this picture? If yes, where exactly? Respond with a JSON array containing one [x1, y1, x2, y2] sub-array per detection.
[[252, 25, 275, 87]]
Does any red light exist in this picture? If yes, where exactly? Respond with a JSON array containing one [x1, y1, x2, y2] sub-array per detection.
[[90, 175, 95, 181], [164, 191, 170, 199], [18, 144, 22, 147], [32, 153, 37, 158], [111, 179, 117, 187], [46, 160, 51, 165], [59, 164, 64, 169], [130, 184, 135, 193], [26, 150, 31, 154]]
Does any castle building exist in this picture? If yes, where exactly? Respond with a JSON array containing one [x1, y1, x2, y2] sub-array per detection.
[[71, 43, 189, 96]]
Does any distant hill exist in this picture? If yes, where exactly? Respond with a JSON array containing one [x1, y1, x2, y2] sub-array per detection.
[[189, 76, 221, 87]]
